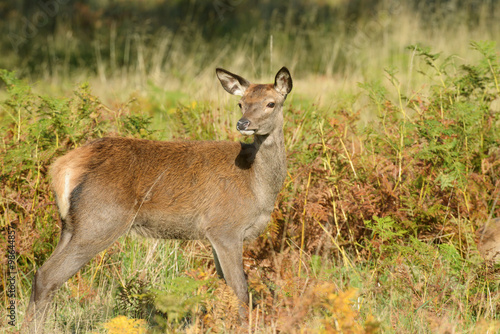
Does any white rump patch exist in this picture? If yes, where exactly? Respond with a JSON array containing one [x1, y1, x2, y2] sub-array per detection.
[[58, 170, 72, 219]]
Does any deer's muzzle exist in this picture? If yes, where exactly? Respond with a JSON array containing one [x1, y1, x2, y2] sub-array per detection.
[[237, 119, 255, 135]]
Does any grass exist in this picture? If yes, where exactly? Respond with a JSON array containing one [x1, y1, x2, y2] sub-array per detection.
[[1, 1, 500, 333]]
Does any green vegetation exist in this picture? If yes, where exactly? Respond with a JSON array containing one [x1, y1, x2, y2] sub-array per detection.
[[1, 0, 500, 333]]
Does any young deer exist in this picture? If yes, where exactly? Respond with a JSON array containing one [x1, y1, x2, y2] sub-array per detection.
[[23, 67, 292, 332]]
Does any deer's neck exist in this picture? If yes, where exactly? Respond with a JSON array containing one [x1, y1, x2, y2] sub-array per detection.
[[251, 125, 287, 205]]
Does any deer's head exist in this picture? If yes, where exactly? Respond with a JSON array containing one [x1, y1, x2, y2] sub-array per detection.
[[216, 67, 292, 136]]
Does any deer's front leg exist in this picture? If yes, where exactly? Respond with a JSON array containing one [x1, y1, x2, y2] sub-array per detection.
[[208, 230, 249, 314]]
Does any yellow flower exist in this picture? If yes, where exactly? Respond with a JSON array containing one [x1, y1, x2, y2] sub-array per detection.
[[101, 315, 147, 334]]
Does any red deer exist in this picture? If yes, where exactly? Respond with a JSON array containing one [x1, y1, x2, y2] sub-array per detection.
[[23, 67, 292, 332]]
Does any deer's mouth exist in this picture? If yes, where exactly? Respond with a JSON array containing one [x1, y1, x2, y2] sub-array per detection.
[[239, 129, 256, 136]]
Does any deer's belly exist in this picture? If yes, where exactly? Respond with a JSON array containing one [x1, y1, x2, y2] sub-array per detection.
[[131, 213, 206, 240]]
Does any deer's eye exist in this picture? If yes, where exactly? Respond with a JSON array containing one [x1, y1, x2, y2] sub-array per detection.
[[237, 103, 242, 109], [266, 102, 275, 108]]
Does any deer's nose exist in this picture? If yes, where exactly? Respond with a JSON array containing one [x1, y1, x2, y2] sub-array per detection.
[[237, 119, 250, 131]]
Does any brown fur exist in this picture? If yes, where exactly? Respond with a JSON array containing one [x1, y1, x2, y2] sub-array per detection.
[[476, 218, 500, 262], [23, 67, 293, 333]]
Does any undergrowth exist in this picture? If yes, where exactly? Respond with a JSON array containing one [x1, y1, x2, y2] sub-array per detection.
[[0, 42, 499, 333]]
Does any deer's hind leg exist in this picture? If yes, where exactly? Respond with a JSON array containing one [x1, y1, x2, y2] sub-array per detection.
[[24, 186, 134, 332]]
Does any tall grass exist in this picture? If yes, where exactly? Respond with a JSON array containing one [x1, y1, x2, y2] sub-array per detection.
[[1, 0, 499, 100]]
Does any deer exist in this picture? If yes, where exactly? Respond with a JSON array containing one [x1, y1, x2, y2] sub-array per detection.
[[22, 67, 292, 332], [476, 217, 500, 263]]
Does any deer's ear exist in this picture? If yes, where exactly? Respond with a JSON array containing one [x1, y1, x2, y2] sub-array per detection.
[[216, 68, 251, 96], [274, 67, 293, 97]]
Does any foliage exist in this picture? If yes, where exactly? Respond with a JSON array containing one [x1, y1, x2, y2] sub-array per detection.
[[1, 40, 500, 332], [100, 315, 147, 334], [1, 0, 499, 85], [115, 275, 210, 331], [279, 283, 379, 333], [271, 41, 499, 257], [116, 278, 155, 320]]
